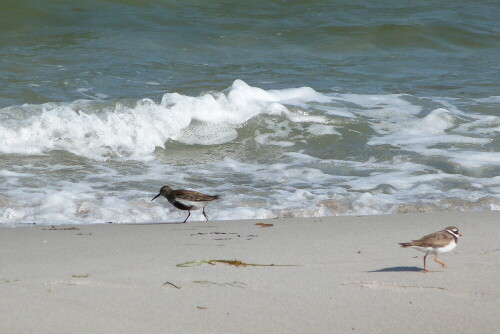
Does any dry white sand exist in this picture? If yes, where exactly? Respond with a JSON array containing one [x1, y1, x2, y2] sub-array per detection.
[[1, 211, 499, 334]]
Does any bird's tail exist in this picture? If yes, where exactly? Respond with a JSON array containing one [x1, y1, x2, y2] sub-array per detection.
[[399, 242, 411, 248]]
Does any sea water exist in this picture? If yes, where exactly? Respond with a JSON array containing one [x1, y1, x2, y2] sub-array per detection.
[[0, 0, 499, 224]]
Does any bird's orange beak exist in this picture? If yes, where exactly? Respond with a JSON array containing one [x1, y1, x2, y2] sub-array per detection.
[[458, 233, 463, 236]]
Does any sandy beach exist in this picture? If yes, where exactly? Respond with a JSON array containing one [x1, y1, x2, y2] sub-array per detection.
[[1, 210, 499, 334]]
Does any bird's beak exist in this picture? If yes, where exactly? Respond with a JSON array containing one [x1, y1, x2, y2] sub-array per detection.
[[152, 193, 160, 201], [458, 233, 463, 236]]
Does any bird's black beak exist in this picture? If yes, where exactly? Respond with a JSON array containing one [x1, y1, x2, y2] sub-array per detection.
[[152, 193, 160, 201]]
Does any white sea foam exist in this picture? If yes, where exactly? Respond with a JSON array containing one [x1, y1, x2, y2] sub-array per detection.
[[331, 93, 422, 118], [176, 122, 238, 145], [0, 153, 498, 225], [0, 82, 498, 225], [306, 124, 341, 136], [0, 80, 332, 160], [455, 116, 500, 135], [366, 107, 496, 168], [474, 96, 500, 103]]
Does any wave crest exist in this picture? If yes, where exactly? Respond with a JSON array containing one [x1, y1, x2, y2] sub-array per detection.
[[0, 80, 330, 160]]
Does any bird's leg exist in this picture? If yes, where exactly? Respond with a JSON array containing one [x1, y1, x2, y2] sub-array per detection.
[[182, 211, 191, 223], [423, 254, 430, 273], [202, 207, 209, 221], [434, 256, 448, 268]]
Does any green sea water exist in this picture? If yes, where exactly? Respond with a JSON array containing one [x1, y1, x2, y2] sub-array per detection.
[[0, 0, 499, 224], [2, 0, 499, 106]]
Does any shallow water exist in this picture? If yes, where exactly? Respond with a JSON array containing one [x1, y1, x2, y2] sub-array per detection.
[[1, 1, 499, 224]]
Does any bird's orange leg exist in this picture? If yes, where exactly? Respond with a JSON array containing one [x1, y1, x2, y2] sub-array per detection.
[[423, 254, 430, 273], [434, 256, 448, 268]]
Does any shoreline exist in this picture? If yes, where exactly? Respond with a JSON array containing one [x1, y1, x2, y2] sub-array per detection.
[[1, 211, 499, 333]]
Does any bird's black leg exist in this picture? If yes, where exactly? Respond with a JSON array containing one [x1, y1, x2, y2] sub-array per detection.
[[182, 211, 191, 223], [202, 207, 209, 221]]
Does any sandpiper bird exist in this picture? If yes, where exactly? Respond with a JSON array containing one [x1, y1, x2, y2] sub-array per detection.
[[399, 226, 462, 273], [152, 186, 220, 223]]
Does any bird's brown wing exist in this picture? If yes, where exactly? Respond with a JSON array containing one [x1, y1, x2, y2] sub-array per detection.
[[174, 190, 219, 202], [405, 231, 453, 248]]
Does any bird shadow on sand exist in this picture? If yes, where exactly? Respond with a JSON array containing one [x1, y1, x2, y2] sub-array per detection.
[[367, 266, 423, 273]]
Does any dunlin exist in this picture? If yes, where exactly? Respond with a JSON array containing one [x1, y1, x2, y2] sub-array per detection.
[[152, 186, 220, 223], [399, 226, 462, 272]]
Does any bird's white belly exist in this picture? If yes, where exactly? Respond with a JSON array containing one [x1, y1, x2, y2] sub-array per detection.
[[411, 240, 456, 254], [436, 240, 457, 253], [176, 198, 209, 210]]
